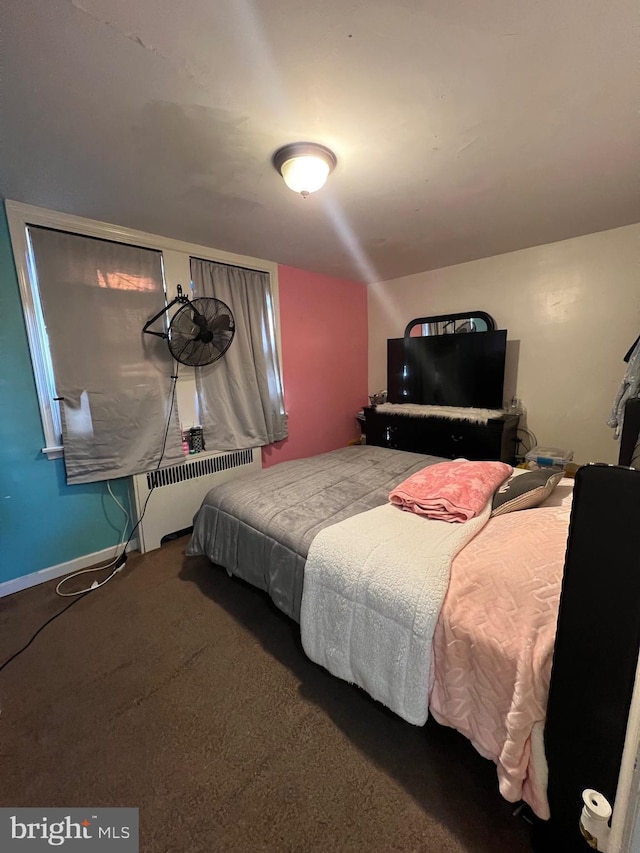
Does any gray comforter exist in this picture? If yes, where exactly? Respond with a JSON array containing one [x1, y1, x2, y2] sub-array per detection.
[[186, 445, 440, 621]]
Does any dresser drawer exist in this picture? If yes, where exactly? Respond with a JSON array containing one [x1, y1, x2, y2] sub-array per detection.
[[363, 408, 518, 463]]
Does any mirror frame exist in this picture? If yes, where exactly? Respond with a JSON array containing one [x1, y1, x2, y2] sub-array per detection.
[[404, 311, 496, 339]]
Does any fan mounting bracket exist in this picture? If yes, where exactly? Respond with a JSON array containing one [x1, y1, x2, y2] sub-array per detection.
[[143, 285, 191, 340]]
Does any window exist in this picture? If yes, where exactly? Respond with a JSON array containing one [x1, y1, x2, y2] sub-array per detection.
[[7, 201, 284, 473], [26, 225, 167, 440]]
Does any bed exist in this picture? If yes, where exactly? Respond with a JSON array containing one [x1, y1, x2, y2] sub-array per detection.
[[186, 405, 640, 851], [186, 445, 439, 623]]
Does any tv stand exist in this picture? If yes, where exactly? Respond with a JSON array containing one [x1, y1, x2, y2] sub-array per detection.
[[364, 406, 519, 463]]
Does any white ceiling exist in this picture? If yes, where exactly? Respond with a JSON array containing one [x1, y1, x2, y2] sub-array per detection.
[[1, 0, 638, 282]]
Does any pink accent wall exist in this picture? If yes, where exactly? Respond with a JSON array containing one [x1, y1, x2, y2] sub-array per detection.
[[262, 265, 368, 468]]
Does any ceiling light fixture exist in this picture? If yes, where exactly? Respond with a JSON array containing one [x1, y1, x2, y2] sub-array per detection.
[[272, 142, 337, 198]]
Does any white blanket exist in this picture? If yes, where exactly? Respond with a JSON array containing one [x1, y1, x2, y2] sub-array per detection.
[[300, 501, 491, 725]]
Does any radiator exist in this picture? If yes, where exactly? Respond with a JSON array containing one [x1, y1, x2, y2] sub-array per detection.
[[131, 447, 262, 553]]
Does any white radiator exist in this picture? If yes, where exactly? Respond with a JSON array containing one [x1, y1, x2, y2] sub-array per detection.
[[131, 447, 262, 553]]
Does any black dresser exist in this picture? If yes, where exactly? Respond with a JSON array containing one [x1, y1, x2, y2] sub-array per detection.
[[363, 406, 519, 463]]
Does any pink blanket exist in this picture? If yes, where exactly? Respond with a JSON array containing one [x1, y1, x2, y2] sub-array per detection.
[[389, 459, 513, 522], [429, 480, 574, 819]]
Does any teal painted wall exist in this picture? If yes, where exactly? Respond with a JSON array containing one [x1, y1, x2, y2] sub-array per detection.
[[0, 203, 131, 584], [0, 202, 368, 587]]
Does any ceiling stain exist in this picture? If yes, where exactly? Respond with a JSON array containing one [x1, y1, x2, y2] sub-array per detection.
[[69, 0, 200, 83]]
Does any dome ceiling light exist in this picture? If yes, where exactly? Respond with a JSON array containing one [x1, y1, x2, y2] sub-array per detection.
[[272, 142, 337, 198]]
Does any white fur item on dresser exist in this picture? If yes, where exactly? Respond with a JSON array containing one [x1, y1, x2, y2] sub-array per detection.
[[373, 403, 505, 425]]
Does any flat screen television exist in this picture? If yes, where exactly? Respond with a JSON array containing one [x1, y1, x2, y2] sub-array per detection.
[[387, 330, 507, 409]]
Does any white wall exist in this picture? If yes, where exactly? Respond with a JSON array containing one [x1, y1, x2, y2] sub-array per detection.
[[368, 223, 640, 465]]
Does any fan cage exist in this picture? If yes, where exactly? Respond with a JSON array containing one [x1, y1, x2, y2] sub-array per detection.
[[167, 297, 235, 367]]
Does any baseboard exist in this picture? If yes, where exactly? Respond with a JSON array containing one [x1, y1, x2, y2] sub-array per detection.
[[0, 539, 139, 599]]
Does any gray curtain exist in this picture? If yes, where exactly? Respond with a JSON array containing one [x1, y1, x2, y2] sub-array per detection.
[[189, 258, 288, 449], [608, 336, 640, 440], [28, 226, 184, 484]]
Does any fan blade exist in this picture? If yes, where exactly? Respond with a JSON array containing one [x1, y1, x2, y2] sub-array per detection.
[[174, 336, 197, 363], [203, 342, 220, 360], [211, 332, 232, 350], [209, 314, 232, 332], [190, 307, 209, 328]]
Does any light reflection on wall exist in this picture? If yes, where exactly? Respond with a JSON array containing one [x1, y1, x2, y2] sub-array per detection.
[[537, 281, 581, 324]]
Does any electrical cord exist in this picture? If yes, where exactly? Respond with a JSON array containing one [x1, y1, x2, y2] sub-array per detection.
[[0, 367, 180, 671], [515, 427, 538, 462], [517, 427, 538, 450], [113, 364, 180, 559], [0, 594, 87, 673], [55, 481, 131, 597]]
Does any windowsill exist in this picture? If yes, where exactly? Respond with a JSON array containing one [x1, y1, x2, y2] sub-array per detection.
[[42, 446, 265, 463], [42, 446, 64, 460]]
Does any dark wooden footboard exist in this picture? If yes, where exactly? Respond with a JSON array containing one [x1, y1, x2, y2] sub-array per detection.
[[536, 461, 640, 850]]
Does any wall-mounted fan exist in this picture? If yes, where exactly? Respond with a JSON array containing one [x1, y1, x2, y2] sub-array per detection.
[[143, 285, 235, 367]]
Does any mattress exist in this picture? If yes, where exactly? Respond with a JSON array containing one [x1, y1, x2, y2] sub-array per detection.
[[186, 444, 441, 621]]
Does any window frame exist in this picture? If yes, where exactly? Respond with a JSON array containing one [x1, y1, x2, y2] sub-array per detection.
[[6, 200, 282, 460]]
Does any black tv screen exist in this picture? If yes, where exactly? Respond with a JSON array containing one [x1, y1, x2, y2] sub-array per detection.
[[387, 330, 507, 409]]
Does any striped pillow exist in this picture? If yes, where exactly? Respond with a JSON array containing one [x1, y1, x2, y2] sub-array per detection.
[[491, 469, 564, 517]]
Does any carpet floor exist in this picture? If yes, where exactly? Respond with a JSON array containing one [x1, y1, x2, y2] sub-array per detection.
[[0, 536, 535, 852]]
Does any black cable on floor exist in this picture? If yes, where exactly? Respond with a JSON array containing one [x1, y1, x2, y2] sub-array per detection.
[[1, 368, 181, 672], [0, 593, 87, 673]]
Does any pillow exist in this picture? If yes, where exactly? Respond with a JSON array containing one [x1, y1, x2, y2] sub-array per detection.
[[491, 469, 565, 517]]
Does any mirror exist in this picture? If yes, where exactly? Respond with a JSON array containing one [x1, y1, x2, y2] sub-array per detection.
[[405, 311, 496, 338]]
